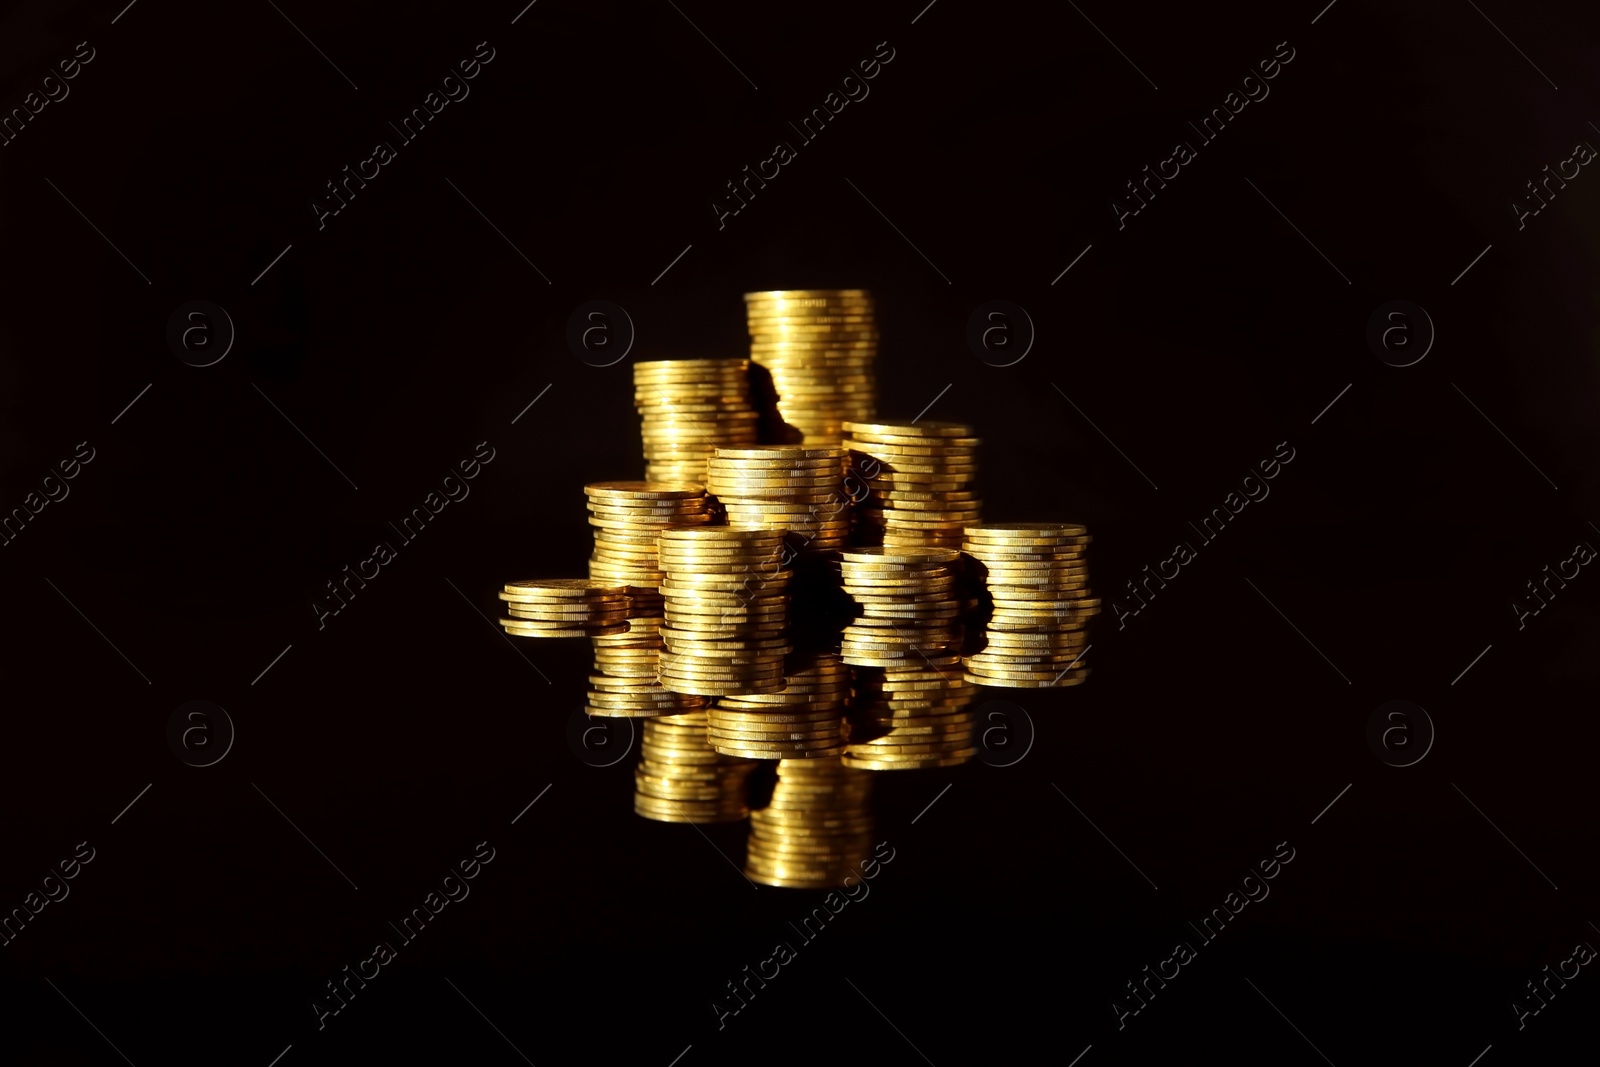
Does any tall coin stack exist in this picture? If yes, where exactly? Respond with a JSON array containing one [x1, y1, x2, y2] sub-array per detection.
[[585, 482, 715, 718], [705, 446, 850, 553], [708, 650, 850, 759], [658, 527, 791, 696], [842, 421, 982, 551], [837, 547, 964, 667], [962, 523, 1099, 688], [744, 756, 875, 888], [844, 659, 980, 770], [634, 710, 758, 824], [634, 359, 759, 485], [498, 579, 632, 638], [743, 290, 878, 446]]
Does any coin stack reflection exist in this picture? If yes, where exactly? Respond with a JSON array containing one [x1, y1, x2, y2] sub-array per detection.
[[962, 523, 1099, 688], [744, 756, 875, 888], [634, 711, 758, 823], [658, 526, 791, 696], [844, 659, 980, 770], [709, 650, 850, 759], [842, 421, 982, 551]]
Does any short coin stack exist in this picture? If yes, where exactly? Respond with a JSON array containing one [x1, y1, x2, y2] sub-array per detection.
[[744, 756, 875, 888], [658, 527, 792, 696], [585, 482, 715, 717], [837, 547, 964, 667], [743, 290, 878, 446], [962, 523, 1099, 688], [842, 421, 982, 551], [498, 579, 631, 638], [708, 650, 850, 759], [844, 659, 980, 770], [705, 446, 850, 552], [634, 359, 759, 486], [634, 711, 758, 824]]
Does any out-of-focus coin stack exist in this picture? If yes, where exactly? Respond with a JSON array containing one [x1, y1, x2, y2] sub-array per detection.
[[744, 756, 874, 888], [634, 710, 758, 824], [743, 290, 878, 447], [962, 523, 1100, 688], [837, 547, 964, 667], [709, 650, 850, 759], [497, 579, 631, 638], [583, 481, 716, 717], [658, 527, 791, 696], [634, 359, 759, 485], [844, 659, 980, 770], [705, 445, 851, 553], [842, 421, 982, 551]]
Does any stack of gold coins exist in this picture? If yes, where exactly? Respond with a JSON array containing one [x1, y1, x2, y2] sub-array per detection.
[[705, 446, 851, 553], [745, 756, 875, 888], [585, 482, 715, 717], [837, 547, 964, 667], [634, 710, 758, 823], [634, 359, 759, 485], [844, 658, 980, 770], [709, 650, 850, 759], [743, 290, 878, 447], [497, 579, 631, 638], [842, 421, 982, 550], [962, 523, 1099, 688], [658, 527, 792, 696]]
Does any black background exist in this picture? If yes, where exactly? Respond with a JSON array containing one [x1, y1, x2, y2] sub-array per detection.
[[2, 0, 1598, 1063]]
